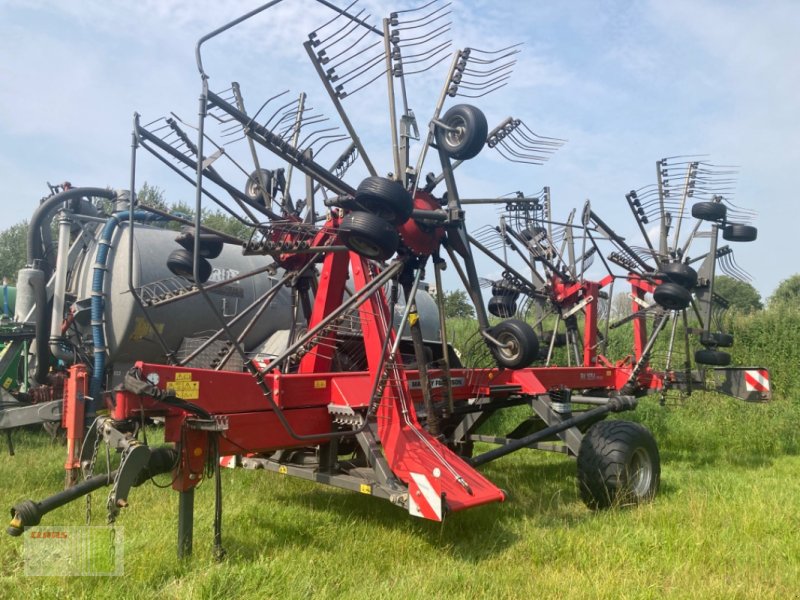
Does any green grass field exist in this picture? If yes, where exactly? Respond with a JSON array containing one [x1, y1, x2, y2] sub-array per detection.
[[1, 393, 798, 599]]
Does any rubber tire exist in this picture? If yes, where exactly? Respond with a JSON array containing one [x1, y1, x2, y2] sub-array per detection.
[[541, 330, 567, 348], [700, 331, 734, 348], [355, 177, 413, 225], [339, 211, 399, 261], [435, 104, 488, 161], [695, 349, 731, 366], [577, 420, 660, 510], [167, 248, 212, 283], [488, 296, 517, 318], [175, 232, 224, 259], [491, 282, 518, 298], [244, 168, 272, 202], [653, 282, 692, 310], [658, 262, 698, 289], [522, 226, 547, 242], [722, 224, 757, 242], [691, 201, 727, 221], [489, 319, 539, 369]]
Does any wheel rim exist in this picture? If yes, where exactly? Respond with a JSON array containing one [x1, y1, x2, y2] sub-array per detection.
[[496, 331, 521, 362], [348, 236, 382, 258], [444, 115, 467, 149], [627, 447, 653, 498]]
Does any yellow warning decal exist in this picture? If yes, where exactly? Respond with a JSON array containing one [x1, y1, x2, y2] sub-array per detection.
[[129, 317, 165, 341], [3, 377, 12, 390], [314, 380, 327, 389], [359, 483, 372, 495], [278, 465, 288, 475], [166, 372, 199, 400]]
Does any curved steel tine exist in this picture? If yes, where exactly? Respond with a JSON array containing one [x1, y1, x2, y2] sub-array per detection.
[[392, 0, 451, 21], [316, 8, 369, 53], [309, 0, 359, 37]]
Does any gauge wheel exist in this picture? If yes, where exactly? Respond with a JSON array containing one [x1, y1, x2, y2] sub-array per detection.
[[355, 176, 413, 225], [166, 248, 213, 283], [691, 201, 726, 221], [435, 104, 488, 161], [653, 282, 692, 310], [700, 331, 734, 348], [489, 318, 539, 369], [488, 295, 517, 318], [694, 349, 731, 366], [722, 224, 757, 242], [658, 262, 698, 289], [339, 211, 399, 261]]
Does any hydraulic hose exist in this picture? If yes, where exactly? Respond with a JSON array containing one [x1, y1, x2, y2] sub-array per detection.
[[89, 211, 167, 401], [32, 271, 50, 384], [27, 188, 115, 274]]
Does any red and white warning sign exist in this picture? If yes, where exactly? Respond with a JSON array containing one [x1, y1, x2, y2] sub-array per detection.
[[408, 471, 443, 521], [744, 369, 770, 393]]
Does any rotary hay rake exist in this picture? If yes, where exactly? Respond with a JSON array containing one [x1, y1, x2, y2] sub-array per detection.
[[8, 0, 769, 558]]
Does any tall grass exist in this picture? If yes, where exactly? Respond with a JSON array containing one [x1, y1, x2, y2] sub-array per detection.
[[0, 305, 797, 598], [1, 397, 799, 599]]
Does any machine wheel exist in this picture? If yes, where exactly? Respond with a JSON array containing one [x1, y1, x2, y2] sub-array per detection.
[[700, 331, 734, 348], [355, 176, 413, 225], [691, 201, 726, 221], [491, 282, 518, 298], [167, 248, 213, 283], [244, 168, 273, 203], [695, 348, 731, 366], [577, 420, 660, 510], [489, 319, 539, 369], [722, 224, 758, 242], [653, 282, 692, 310], [339, 211, 399, 261], [488, 295, 516, 318], [541, 329, 567, 347], [658, 262, 698, 289], [435, 104, 488, 161]]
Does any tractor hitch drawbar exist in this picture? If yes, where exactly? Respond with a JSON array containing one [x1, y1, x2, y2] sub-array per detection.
[[7, 446, 177, 536]]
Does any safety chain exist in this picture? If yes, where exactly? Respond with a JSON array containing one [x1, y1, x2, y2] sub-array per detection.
[[84, 420, 103, 525]]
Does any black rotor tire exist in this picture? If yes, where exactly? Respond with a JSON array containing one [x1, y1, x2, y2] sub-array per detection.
[[489, 318, 539, 369], [691, 201, 727, 221], [577, 420, 660, 510], [541, 329, 567, 347], [166, 248, 213, 284], [491, 282, 518, 299], [700, 331, 734, 348], [339, 211, 399, 261], [175, 232, 225, 260], [355, 176, 413, 225], [695, 348, 731, 366], [722, 224, 758, 243], [653, 282, 692, 311], [488, 296, 517, 318], [522, 226, 547, 242], [435, 104, 488, 161], [658, 262, 698, 289]]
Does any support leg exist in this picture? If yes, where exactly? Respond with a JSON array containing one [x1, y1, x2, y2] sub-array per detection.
[[177, 488, 194, 559]]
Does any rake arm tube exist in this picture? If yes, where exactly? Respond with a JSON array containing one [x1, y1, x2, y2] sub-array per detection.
[[469, 395, 638, 467]]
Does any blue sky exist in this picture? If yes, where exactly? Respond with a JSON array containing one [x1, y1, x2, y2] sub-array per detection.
[[1, 0, 797, 299]]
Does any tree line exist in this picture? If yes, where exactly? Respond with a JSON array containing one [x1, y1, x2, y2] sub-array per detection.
[[1, 184, 799, 315]]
